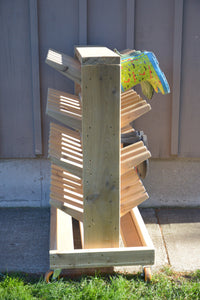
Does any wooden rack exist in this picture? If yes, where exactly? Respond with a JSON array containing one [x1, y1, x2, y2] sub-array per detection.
[[45, 46, 155, 280]]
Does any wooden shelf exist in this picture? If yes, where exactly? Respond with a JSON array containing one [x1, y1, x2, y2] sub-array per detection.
[[121, 90, 151, 128], [50, 163, 149, 221], [46, 49, 81, 84], [46, 88, 150, 134], [47, 88, 82, 131], [48, 123, 83, 178], [121, 141, 151, 175]]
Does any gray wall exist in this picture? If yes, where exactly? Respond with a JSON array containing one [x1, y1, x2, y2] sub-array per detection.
[[0, 0, 200, 207], [1, 0, 200, 158]]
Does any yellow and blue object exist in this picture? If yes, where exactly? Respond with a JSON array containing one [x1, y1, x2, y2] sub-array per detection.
[[119, 50, 170, 97]]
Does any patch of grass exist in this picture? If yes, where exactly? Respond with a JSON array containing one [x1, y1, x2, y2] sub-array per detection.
[[0, 269, 199, 300]]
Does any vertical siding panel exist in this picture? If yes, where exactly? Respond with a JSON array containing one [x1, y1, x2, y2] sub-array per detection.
[[134, 0, 174, 158], [171, 0, 183, 155], [126, 0, 135, 49], [0, 0, 34, 157], [87, 0, 126, 50], [29, 0, 42, 155], [79, 0, 87, 45], [38, 0, 79, 157], [179, 0, 200, 157]]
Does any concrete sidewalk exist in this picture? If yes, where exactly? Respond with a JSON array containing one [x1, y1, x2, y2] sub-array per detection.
[[0, 207, 199, 274]]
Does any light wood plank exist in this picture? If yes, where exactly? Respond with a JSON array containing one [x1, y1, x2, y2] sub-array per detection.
[[76, 47, 120, 65], [77, 47, 121, 249], [51, 164, 82, 185], [48, 123, 83, 177], [121, 151, 151, 175], [131, 207, 154, 248], [120, 212, 143, 247], [121, 181, 145, 199], [121, 100, 147, 114], [121, 104, 151, 127], [46, 88, 82, 131], [46, 49, 81, 83], [121, 207, 154, 251], [50, 206, 74, 252], [50, 198, 83, 222], [121, 169, 139, 189], [50, 246, 154, 269], [120, 192, 149, 216], [121, 141, 144, 156]]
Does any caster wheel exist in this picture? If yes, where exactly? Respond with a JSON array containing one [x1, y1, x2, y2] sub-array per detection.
[[45, 269, 62, 283], [144, 267, 152, 282], [45, 270, 54, 283]]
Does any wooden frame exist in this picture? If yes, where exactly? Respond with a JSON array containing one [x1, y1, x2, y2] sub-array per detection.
[[46, 46, 155, 272], [50, 207, 154, 269]]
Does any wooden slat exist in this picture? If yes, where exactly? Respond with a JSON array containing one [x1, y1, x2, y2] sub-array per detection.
[[50, 188, 83, 205], [121, 141, 144, 156], [121, 89, 136, 99], [46, 49, 81, 83], [121, 104, 151, 128], [50, 246, 154, 269], [50, 198, 83, 222], [120, 212, 143, 247], [121, 89, 151, 127], [120, 192, 149, 216], [122, 100, 147, 113], [121, 181, 145, 200], [121, 169, 139, 189], [121, 145, 147, 161], [121, 151, 151, 175], [46, 88, 82, 131], [50, 206, 74, 252], [121, 207, 154, 250], [51, 164, 82, 185], [48, 123, 83, 178], [77, 47, 121, 249]]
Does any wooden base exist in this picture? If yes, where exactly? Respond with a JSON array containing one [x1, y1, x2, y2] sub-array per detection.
[[49, 206, 155, 270]]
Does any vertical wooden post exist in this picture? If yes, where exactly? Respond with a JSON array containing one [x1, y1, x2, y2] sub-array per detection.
[[76, 47, 121, 249]]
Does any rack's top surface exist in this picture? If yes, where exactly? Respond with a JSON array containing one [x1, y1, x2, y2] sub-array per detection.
[[75, 46, 120, 65]]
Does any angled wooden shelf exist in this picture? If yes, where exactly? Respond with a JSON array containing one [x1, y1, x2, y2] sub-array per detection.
[[121, 90, 151, 128], [48, 122, 83, 178], [47, 88, 82, 131], [46, 49, 81, 84], [50, 164, 83, 222], [121, 141, 151, 175], [50, 162, 149, 221]]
